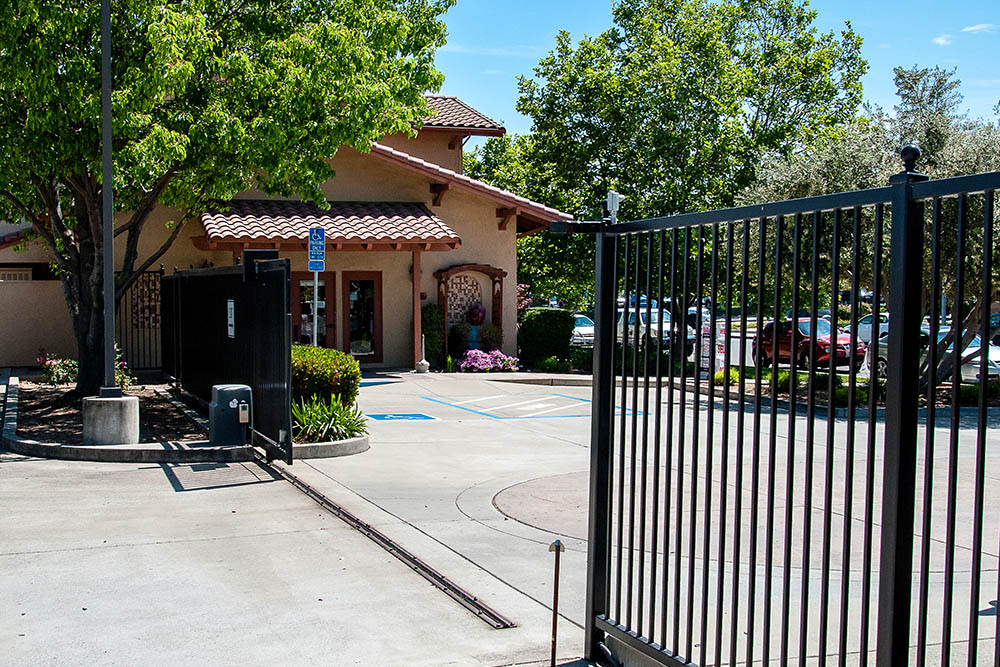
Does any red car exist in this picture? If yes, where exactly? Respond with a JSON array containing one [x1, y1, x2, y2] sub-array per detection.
[[753, 317, 866, 369]]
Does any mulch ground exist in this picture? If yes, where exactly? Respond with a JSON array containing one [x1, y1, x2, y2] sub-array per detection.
[[15, 379, 206, 444]]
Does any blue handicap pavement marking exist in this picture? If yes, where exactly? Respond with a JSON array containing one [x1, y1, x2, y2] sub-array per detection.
[[368, 413, 437, 421]]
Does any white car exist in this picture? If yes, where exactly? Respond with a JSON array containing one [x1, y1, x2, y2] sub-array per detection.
[[571, 314, 595, 347], [846, 312, 889, 343]]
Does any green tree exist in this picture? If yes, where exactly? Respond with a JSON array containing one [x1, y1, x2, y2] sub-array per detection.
[[0, 0, 452, 394], [745, 66, 1000, 390], [467, 0, 865, 307]]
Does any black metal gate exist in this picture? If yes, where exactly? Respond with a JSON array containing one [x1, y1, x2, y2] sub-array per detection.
[[115, 268, 164, 370], [574, 155, 1000, 666], [161, 256, 293, 463]]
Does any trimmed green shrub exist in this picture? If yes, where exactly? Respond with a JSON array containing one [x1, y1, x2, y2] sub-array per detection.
[[291, 394, 368, 443], [479, 323, 503, 352], [536, 356, 572, 373], [714, 367, 740, 386], [420, 303, 446, 369], [518, 308, 575, 367], [291, 344, 361, 405], [569, 346, 594, 373]]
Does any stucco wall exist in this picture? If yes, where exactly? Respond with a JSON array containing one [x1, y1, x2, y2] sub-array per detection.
[[0, 281, 76, 366], [378, 131, 463, 173], [0, 134, 520, 369]]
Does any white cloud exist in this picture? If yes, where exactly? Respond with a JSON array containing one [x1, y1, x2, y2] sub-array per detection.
[[932, 34, 953, 46], [962, 23, 996, 33]]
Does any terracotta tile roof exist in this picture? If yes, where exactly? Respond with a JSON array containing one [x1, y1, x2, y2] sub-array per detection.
[[369, 142, 573, 228], [423, 95, 504, 134], [0, 227, 29, 251], [201, 200, 461, 247]]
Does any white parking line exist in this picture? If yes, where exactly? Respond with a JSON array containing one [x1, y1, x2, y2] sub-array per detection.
[[490, 396, 556, 411], [521, 402, 582, 417], [452, 394, 506, 405]]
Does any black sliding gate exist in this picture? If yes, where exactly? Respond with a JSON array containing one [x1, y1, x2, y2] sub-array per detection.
[[161, 257, 293, 463], [575, 158, 1000, 666]]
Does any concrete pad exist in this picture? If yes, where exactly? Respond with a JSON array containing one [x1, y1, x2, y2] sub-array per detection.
[[0, 456, 587, 666]]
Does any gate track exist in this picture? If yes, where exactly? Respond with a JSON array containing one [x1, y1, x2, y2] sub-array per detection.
[[251, 450, 517, 630], [165, 385, 516, 630]]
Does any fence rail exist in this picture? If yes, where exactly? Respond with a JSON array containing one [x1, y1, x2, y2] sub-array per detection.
[[583, 159, 1000, 666]]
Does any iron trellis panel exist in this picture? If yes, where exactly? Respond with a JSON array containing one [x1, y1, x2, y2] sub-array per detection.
[[581, 165, 1000, 667]]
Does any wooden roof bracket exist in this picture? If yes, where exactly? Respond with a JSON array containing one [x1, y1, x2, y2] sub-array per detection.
[[430, 183, 450, 206], [497, 207, 518, 231]]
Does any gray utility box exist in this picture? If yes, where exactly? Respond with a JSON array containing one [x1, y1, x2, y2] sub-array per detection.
[[209, 384, 252, 446]]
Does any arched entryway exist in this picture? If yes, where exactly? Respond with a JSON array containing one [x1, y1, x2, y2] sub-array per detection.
[[433, 263, 508, 354]]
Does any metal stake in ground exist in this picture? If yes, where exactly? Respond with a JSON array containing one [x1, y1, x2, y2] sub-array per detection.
[[550, 539, 566, 667]]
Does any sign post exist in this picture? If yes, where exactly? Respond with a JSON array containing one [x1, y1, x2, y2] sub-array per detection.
[[308, 228, 326, 347]]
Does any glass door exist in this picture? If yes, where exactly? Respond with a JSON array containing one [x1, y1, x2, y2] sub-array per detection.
[[292, 272, 335, 347], [342, 271, 382, 363]]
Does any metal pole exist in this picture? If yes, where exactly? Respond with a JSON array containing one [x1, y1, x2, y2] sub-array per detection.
[[550, 539, 565, 667], [312, 270, 318, 347], [99, 0, 120, 397], [584, 192, 619, 661], [876, 146, 927, 666]]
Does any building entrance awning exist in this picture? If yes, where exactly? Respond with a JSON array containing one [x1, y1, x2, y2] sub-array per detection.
[[195, 200, 461, 252]]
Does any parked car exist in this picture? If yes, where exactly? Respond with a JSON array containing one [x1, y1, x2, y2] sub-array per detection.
[[753, 317, 866, 370], [867, 327, 1000, 383], [844, 312, 889, 343], [571, 313, 595, 347], [616, 308, 695, 356]]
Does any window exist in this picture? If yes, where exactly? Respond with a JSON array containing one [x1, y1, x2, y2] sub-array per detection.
[[0, 268, 31, 282]]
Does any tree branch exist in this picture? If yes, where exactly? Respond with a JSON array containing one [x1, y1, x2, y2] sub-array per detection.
[[116, 212, 190, 300], [114, 168, 177, 237]]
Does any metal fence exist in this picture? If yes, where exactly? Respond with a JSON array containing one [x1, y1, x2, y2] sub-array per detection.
[[577, 156, 1000, 666], [161, 257, 293, 463], [115, 268, 163, 370]]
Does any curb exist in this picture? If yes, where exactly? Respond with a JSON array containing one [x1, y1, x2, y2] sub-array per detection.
[[154, 387, 370, 460], [2, 378, 369, 463]]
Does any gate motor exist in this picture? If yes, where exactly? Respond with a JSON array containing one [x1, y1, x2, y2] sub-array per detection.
[[209, 384, 252, 446]]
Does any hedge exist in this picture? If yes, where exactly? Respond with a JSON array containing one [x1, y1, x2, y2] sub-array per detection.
[[291, 344, 362, 405], [518, 308, 575, 368]]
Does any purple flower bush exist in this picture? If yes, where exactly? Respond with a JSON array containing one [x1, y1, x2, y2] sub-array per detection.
[[458, 349, 519, 373]]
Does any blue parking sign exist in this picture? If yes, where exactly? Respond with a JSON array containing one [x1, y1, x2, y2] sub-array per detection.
[[308, 227, 325, 272]]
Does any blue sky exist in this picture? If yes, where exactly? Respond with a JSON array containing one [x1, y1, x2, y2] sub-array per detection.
[[435, 0, 999, 142]]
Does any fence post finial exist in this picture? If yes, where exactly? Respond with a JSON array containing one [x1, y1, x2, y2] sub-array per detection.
[[900, 144, 921, 173]]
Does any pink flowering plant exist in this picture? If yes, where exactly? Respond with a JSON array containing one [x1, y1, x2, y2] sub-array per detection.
[[36, 348, 78, 385], [458, 349, 519, 373], [36, 345, 135, 388]]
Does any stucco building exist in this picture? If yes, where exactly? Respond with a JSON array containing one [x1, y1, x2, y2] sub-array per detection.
[[0, 96, 572, 369]]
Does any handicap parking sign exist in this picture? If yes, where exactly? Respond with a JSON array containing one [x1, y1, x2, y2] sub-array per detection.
[[308, 227, 325, 272]]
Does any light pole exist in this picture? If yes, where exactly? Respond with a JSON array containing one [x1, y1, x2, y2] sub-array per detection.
[[99, 0, 119, 398], [81, 0, 139, 445]]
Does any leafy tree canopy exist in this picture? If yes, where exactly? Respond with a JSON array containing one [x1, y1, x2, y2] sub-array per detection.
[[0, 0, 453, 393], [467, 0, 866, 307]]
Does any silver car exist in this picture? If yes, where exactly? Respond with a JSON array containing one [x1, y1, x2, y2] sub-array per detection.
[[867, 327, 1000, 383]]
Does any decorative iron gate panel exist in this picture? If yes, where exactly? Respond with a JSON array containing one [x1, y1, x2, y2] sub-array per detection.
[[577, 158, 1000, 666], [115, 268, 164, 370]]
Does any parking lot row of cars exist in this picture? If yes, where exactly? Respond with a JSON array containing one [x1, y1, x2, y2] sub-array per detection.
[[570, 304, 1000, 384]]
